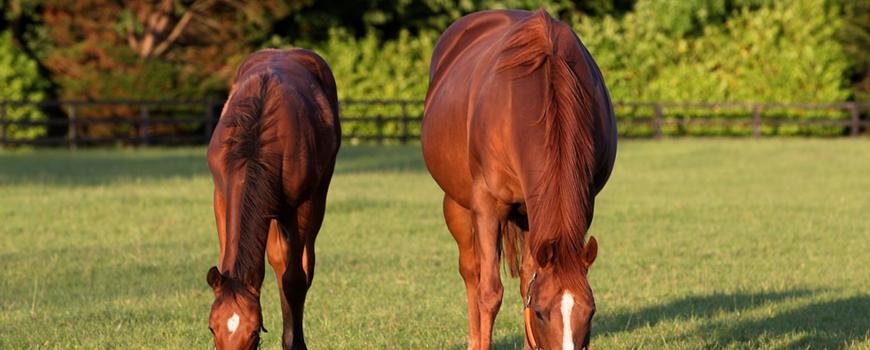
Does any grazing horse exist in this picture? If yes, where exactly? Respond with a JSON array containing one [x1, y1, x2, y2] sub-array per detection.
[[205, 48, 340, 350], [422, 9, 616, 350]]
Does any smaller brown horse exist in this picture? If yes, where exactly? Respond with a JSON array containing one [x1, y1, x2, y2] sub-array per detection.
[[205, 48, 340, 350], [422, 9, 616, 350]]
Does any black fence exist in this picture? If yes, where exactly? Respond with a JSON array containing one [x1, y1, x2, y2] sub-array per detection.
[[0, 100, 867, 148]]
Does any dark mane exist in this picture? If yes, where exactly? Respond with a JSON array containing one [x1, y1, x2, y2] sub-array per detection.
[[221, 72, 283, 286], [496, 10, 596, 288]]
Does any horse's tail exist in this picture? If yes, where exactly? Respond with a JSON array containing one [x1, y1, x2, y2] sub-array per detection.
[[497, 9, 596, 284], [218, 72, 284, 284], [501, 209, 527, 278]]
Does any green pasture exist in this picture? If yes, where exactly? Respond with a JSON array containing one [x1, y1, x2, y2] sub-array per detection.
[[0, 140, 868, 349]]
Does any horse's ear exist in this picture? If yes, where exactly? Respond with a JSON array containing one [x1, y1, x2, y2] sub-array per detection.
[[207, 266, 223, 290], [583, 236, 598, 267], [535, 242, 556, 268]]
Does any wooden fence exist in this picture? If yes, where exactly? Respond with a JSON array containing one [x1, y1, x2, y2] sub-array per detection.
[[0, 100, 867, 148]]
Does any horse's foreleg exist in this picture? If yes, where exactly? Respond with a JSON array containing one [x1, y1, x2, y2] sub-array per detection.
[[444, 195, 481, 350], [471, 188, 505, 350]]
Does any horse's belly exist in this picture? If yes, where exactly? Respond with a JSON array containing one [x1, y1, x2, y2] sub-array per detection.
[[421, 101, 473, 208]]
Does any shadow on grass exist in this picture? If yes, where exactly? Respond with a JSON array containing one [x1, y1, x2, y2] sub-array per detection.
[[0, 149, 208, 186], [0, 241, 208, 304], [597, 290, 868, 349], [456, 290, 811, 349], [0, 145, 425, 186], [709, 295, 870, 349], [334, 145, 425, 174], [448, 291, 868, 349], [596, 290, 813, 335]]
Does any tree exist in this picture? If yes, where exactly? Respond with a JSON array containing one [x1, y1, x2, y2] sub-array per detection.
[[39, 0, 308, 100], [0, 30, 48, 140], [839, 0, 870, 102]]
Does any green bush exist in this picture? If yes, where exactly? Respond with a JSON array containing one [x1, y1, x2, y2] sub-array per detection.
[[280, 29, 435, 142], [266, 0, 856, 140], [576, 0, 852, 136], [0, 30, 48, 141]]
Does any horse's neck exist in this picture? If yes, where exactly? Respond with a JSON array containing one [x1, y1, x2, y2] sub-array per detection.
[[219, 200, 270, 289], [221, 245, 266, 290]]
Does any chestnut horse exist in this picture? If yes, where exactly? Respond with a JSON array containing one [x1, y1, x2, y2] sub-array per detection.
[[422, 10, 616, 350], [205, 48, 340, 350]]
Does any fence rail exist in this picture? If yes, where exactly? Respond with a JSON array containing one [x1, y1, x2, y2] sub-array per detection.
[[0, 100, 867, 148]]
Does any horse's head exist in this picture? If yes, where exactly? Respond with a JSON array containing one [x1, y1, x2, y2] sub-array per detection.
[[206, 266, 266, 350], [524, 236, 598, 350]]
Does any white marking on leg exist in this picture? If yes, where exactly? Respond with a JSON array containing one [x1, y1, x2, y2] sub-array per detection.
[[561, 292, 575, 350], [227, 313, 240, 333]]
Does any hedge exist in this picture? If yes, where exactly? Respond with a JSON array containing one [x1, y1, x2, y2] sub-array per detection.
[[289, 0, 853, 139]]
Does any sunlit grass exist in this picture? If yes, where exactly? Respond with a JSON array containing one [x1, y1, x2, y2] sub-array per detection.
[[1, 140, 868, 349]]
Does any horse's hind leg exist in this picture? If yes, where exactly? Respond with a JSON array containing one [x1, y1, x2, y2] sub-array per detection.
[[444, 195, 481, 350], [470, 187, 505, 350], [268, 213, 310, 350], [268, 196, 323, 350]]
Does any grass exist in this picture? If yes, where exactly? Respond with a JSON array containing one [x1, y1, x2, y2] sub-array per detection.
[[0, 140, 868, 349]]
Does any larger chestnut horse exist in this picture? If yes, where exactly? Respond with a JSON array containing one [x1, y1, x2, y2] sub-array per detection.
[[205, 49, 340, 350], [422, 10, 616, 350]]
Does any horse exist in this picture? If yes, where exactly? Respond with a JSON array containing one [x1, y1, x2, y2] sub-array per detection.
[[205, 48, 340, 350], [421, 9, 617, 350]]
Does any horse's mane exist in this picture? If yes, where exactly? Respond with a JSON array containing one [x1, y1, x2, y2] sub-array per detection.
[[221, 72, 283, 286], [496, 10, 596, 288]]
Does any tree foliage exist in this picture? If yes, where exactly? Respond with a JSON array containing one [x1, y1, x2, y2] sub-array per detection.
[[0, 0, 866, 140], [37, 0, 308, 101], [575, 0, 852, 135], [0, 30, 47, 139], [839, 0, 870, 102]]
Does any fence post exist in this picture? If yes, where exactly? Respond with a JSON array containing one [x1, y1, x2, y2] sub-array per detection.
[[376, 114, 384, 144], [0, 102, 6, 148], [653, 104, 663, 139], [67, 104, 77, 150], [140, 104, 151, 147], [752, 104, 762, 138], [400, 101, 409, 144], [849, 102, 860, 137], [205, 99, 216, 142]]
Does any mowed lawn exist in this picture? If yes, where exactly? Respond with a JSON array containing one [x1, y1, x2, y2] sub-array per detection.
[[0, 140, 868, 349]]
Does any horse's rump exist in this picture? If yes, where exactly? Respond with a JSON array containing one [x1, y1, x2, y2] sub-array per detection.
[[207, 49, 340, 285]]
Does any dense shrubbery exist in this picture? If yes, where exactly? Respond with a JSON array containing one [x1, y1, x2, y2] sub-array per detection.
[[576, 0, 852, 136], [0, 0, 866, 141], [278, 29, 436, 142], [288, 0, 855, 137], [0, 30, 47, 139]]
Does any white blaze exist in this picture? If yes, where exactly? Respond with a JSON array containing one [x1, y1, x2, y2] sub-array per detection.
[[561, 292, 575, 350], [227, 313, 240, 333]]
